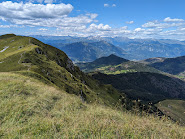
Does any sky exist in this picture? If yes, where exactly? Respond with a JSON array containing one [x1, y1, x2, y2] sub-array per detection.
[[0, 0, 185, 40]]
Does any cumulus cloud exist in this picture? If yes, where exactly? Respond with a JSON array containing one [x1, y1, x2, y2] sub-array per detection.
[[164, 17, 184, 22], [134, 28, 145, 32], [0, 1, 73, 20], [0, 1, 98, 29], [1, 2, 185, 40], [88, 23, 111, 31], [126, 21, 134, 24]]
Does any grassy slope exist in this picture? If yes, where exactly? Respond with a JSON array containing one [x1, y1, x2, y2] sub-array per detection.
[[93, 61, 161, 75], [149, 56, 185, 78], [77, 55, 161, 75], [156, 99, 185, 125], [76, 54, 129, 73], [91, 72, 185, 104], [0, 34, 123, 106], [0, 72, 185, 138]]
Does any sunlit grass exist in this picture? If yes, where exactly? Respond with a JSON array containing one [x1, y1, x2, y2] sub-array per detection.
[[156, 99, 185, 125], [0, 72, 185, 138]]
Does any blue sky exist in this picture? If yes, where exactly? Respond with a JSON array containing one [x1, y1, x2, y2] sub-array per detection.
[[0, 0, 185, 40]]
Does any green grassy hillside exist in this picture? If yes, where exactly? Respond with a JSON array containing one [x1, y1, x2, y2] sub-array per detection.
[[0, 34, 123, 106], [0, 72, 184, 138], [148, 56, 185, 78], [76, 54, 128, 72], [92, 72, 185, 103], [1, 34, 185, 138], [139, 57, 166, 64], [156, 99, 185, 125]]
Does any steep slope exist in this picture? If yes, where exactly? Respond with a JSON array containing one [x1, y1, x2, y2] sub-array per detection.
[[59, 41, 128, 62], [77, 55, 161, 74], [149, 56, 185, 77], [1, 72, 184, 138], [0, 34, 123, 106], [155, 99, 185, 125], [92, 72, 185, 103]]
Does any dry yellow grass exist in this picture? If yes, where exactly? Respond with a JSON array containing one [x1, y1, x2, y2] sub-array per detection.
[[0, 72, 185, 138]]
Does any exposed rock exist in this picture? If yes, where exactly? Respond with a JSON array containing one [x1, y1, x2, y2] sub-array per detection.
[[56, 58, 62, 66], [66, 58, 75, 71], [35, 48, 43, 54], [22, 59, 31, 63], [0, 46, 9, 53], [80, 90, 86, 102]]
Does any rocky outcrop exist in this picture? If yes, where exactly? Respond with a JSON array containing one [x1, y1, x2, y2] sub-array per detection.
[[66, 58, 75, 71], [35, 48, 43, 54]]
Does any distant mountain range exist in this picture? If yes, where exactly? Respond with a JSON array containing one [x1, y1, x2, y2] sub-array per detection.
[[32, 35, 185, 61], [59, 41, 128, 62]]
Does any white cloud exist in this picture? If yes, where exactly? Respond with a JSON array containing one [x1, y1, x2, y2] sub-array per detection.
[[126, 21, 134, 24], [0, 1, 73, 19], [104, 4, 116, 7], [86, 13, 98, 19], [88, 23, 111, 31], [121, 26, 128, 30], [104, 4, 109, 7], [179, 28, 185, 31], [0, 24, 19, 28], [134, 28, 145, 32], [142, 21, 185, 29], [1, 2, 185, 40], [164, 17, 184, 22], [112, 4, 116, 7], [0, 1, 98, 29], [39, 28, 48, 31]]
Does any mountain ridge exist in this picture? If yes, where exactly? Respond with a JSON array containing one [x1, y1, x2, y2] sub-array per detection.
[[149, 55, 185, 76], [60, 41, 128, 62], [77, 54, 161, 74], [32, 35, 185, 61], [0, 34, 125, 106]]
